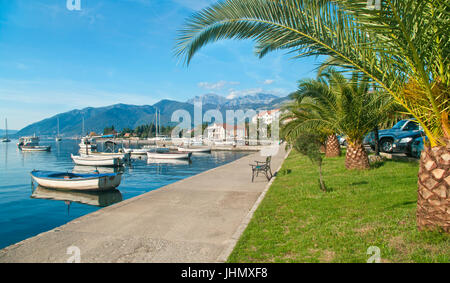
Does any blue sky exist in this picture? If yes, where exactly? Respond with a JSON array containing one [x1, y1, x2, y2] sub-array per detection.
[[0, 0, 322, 130]]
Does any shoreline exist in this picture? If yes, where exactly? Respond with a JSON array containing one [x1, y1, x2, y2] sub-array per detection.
[[0, 146, 288, 263]]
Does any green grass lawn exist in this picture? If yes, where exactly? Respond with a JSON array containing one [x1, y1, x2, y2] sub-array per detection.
[[228, 151, 449, 263]]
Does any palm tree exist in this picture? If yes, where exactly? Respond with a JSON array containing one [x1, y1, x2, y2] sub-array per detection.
[[282, 68, 394, 169], [289, 79, 341, 158], [175, 0, 449, 232]]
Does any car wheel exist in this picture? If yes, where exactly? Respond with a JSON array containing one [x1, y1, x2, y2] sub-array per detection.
[[380, 138, 394, 153]]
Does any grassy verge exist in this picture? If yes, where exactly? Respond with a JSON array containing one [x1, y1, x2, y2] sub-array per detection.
[[228, 151, 449, 263]]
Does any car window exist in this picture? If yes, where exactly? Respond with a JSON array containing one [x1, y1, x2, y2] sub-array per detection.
[[403, 121, 419, 131], [392, 120, 407, 130]]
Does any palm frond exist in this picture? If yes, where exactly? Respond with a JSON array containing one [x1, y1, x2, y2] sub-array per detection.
[[175, 0, 450, 146]]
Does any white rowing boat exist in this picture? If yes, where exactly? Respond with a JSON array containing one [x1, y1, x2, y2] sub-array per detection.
[[72, 165, 119, 174], [177, 147, 211, 153], [21, 146, 51, 152], [88, 152, 130, 161], [71, 154, 123, 167], [146, 151, 192, 160], [31, 170, 122, 191]]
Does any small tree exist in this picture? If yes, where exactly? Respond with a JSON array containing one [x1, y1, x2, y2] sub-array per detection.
[[293, 133, 327, 192]]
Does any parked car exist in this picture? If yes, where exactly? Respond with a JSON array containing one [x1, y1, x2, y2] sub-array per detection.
[[337, 135, 347, 146], [410, 136, 428, 159], [363, 119, 423, 155]]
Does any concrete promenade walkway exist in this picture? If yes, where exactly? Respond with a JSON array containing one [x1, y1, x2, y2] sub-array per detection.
[[0, 146, 287, 263]]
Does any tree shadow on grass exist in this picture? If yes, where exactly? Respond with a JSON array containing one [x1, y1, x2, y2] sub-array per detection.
[[350, 181, 369, 186], [370, 161, 386, 169], [277, 169, 292, 177], [387, 200, 417, 209]]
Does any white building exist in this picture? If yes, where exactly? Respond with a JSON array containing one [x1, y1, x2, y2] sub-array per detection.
[[252, 109, 281, 125], [206, 123, 247, 141]]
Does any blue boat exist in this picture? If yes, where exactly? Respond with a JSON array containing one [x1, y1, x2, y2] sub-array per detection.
[[31, 170, 122, 191]]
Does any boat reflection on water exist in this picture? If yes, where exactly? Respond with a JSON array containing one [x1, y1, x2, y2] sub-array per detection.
[[147, 158, 191, 166], [31, 186, 123, 208], [72, 165, 124, 175]]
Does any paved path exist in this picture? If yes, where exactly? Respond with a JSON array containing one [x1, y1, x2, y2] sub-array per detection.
[[0, 146, 287, 263]]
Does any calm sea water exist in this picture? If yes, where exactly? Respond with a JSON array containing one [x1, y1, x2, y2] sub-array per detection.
[[0, 139, 248, 249]]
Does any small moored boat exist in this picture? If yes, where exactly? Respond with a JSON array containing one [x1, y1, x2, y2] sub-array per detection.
[[21, 146, 51, 152], [147, 158, 190, 165], [146, 151, 192, 160], [31, 170, 122, 191], [71, 154, 124, 167], [88, 152, 130, 161], [17, 136, 51, 152], [177, 147, 211, 153]]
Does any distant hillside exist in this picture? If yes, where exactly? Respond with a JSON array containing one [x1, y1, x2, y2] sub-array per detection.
[[16, 93, 290, 137], [0, 129, 18, 136], [187, 93, 280, 108]]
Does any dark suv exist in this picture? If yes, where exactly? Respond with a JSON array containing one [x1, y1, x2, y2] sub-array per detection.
[[363, 119, 424, 156]]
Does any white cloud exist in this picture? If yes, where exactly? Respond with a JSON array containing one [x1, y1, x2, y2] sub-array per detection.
[[198, 80, 240, 91], [226, 87, 288, 99], [226, 88, 263, 99], [263, 79, 275, 85]]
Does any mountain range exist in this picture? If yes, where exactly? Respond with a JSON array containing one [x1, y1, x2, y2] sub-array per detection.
[[0, 129, 18, 136], [14, 93, 291, 137]]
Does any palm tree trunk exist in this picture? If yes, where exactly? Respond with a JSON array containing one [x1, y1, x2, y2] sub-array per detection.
[[345, 143, 370, 170], [325, 134, 341, 157], [318, 160, 327, 192], [374, 126, 380, 156], [416, 141, 450, 233]]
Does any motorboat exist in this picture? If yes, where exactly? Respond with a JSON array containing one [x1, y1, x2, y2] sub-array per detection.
[[79, 136, 97, 154], [31, 170, 122, 191], [17, 136, 40, 148], [18, 136, 51, 152]]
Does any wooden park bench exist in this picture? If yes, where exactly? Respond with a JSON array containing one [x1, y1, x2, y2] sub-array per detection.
[[250, 156, 272, 182]]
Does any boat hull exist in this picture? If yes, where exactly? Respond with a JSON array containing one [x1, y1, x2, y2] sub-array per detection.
[[178, 147, 211, 153], [88, 152, 130, 161], [31, 171, 122, 191], [146, 152, 192, 160], [71, 154, 123, 167], [147, 158, 190, 165], [21, 146, 51, 152]]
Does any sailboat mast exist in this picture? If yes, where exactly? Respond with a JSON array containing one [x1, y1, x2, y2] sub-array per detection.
[[155, 109, 159, 137], [82, 116, 85, 137], [5, 118, 8, 139]]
